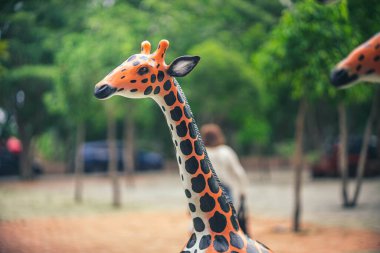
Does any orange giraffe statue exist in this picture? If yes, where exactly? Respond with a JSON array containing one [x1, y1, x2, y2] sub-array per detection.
[[330, 32, 380, 88], [94, 40, 272, 253]]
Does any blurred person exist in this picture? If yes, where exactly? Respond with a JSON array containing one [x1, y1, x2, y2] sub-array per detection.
[[200, 123, 250, 235]]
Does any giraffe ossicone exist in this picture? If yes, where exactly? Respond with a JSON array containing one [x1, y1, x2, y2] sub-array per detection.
[[94, 39, 272, 253]]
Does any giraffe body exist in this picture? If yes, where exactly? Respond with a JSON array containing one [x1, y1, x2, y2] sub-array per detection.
[[330, 32, 380, 88], [94, 40, 272, 253]]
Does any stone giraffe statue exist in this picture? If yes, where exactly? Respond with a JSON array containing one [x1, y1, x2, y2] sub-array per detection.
[[330, 32, 380, 88], [94, 39, 272, 253]]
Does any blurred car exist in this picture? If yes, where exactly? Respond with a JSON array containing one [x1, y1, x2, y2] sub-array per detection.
[[311, 136, 379, 178], [82, 141, 164, 172], [0, 137, 43, 176]]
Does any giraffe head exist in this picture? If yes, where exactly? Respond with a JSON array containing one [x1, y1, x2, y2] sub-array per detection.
[[330, 33, 380, 89], [94, 40, 200, 100]]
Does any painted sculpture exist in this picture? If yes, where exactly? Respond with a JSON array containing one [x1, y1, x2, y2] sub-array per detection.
[[330, 32, 380, 88], [94, 40, 272, 253]]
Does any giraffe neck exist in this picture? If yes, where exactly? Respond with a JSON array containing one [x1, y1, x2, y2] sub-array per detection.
[[153, 78, 240, 237]]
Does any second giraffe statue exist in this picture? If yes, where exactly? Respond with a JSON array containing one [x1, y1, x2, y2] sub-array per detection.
[[94, 39, 272, 253]]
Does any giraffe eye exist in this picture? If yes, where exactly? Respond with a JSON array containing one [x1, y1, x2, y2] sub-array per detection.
[[137, 66, 149, 75]]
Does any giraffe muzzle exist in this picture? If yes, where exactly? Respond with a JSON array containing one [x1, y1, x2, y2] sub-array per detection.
[[94, 84, 117, 99], [330, 68, 358, 88]]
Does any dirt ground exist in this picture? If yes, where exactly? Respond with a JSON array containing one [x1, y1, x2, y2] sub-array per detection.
[[0, 170, 379, 253], [0, 211, 379, 253]]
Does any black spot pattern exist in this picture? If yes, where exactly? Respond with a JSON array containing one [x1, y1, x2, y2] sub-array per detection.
[[189, 203, 196, 212], [218, 195, 231, 213], [193, 217, 205, 232], [209, 211, 227, 233], [161, 106, 166, 111], [177, 91, 184, 103], [185, 156, 199, 174], [117, 88, 124, 92], [144, 86, 152, 95], [142, 78, 148, 83], [176, 120, 188, 137], [170, 106, 183, 121], [150, 74, 156, 83], [130, 89, 138, 92], [178, 156, 182, 164], [158, 71, 165, 82], [374, 55, 380, 61], [120, 76, 125, 79], [200, 159, 210, 174], [127, 55, 136, 62], [164, 91, 176, 106], [208, 176, 220, 194], [130, 80, 136, 83], [184, 105, 192, 119], [180, 139, 193, 156], [132, 61, 140, 66], [154, 86, 160, 94], [185, 189, 191, 198], [358, 54, 365, 61], [356, 64, 362, 71], [366, 69, 375, 75], [191, 174, 206, 193], [213, 235, 229, 252], [170, 124, 174, 130], [194, 140, 203, 156], [230, 214, 239, 231], [175, 140, 178, 146], [186, 233, 197, 249], [163, 80, 171, 90], [229, 232, 244, 249], [199, 235, 211, 250], [200, 193, 216, 212], [188, 122, 197, 139]]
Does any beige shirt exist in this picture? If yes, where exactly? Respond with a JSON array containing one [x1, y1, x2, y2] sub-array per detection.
[[206, 145, 249, 208]]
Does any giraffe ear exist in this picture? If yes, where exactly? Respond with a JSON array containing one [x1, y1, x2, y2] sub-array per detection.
[[167, 56, 200, 77]]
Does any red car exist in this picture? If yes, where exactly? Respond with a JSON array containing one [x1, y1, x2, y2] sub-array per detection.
[[311, 136, 380, 178]]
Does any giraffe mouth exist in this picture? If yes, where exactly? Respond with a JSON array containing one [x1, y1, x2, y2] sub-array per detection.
[[330, 68, 359, 88], [94, 84, 117, 99]]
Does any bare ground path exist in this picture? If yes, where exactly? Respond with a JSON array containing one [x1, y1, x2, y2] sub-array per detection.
[[0, 169, 379, 253]]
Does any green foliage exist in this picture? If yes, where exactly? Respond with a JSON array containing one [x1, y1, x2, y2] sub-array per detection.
[[187, 40, 270, 146], [1, 0, 377, 159]]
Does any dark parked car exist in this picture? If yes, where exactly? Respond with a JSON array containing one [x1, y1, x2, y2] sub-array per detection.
[[311, 136, 380, 178], [0, 137, 43, 176], [82, 141, 164, 172]]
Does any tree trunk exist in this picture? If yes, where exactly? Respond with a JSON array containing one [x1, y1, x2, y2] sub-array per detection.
[[107, 112, 121, 207], [123, 105, 136, 186], [19, 126, 33, 179], [293, 98, 307, 232], [350, 89, 379, 207], [337, 103, 350, 207], [74, 122, 85, 203]]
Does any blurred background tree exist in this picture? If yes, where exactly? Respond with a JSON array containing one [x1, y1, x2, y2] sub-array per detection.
[[0, 0, 378, 218]]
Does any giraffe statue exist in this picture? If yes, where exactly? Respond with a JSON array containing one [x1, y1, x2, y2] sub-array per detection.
[[94, 39, 272, 253], [330, 32, 380, 88]]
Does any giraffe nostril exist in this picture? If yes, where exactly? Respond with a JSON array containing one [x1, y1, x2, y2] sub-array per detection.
[[94, 84, 117, 99]]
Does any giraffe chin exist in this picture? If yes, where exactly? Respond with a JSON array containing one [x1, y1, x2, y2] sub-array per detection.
[[94, 84, 117, 99]]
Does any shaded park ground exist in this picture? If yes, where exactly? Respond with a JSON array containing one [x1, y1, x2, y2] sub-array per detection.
[[0, 168, 379, 253]]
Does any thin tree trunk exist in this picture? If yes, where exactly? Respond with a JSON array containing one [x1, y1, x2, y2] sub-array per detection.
[[19, 127, 33, 179], [293, 98, 307, 232], [74, 122, 85, 203], [107, 112, 121, 207], [350, 89, 379, 206], [338, 103, 350, 207], [124, 105, 135, 186]]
